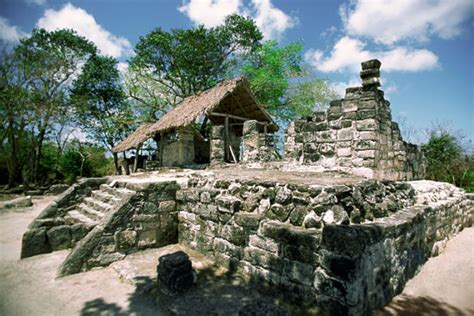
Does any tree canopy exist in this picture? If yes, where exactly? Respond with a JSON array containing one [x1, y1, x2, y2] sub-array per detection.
[[128, 14, 262, 120], [70, 55, 135, 174]]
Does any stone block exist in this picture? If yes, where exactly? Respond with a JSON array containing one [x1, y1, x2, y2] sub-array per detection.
[[354, 140, 377, 150], [47, 225, 72, 251], [356, 119, 379, 131], [248, 234, 279, 253], [157, 251, 194, 295], [289, 205, 308, 226], [243, 246, 284, 272], [337, 128, 353, 141], [234, 212, 262, 228], [358, 131, 379, 141], [342, 100, 358, 112], [216, 195, 241, 213], [282, 260, 314, 286], [357, 109, 377, 120], [258, 220, 321, 251], [71, 223, 89, 243], [337, 147, 351, 157], [221, 224, 247, 246], [115, 230, 137, 251], [357, 150, 376, 159], [21, 227, 51, 258], [137, 230, 156, 248], [159, 200, 176, 213], [213, 237, 242, 258]]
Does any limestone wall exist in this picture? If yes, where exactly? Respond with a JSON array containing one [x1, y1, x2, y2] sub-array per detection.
[[162, 127, 195, 167], [285, 60, 425, 181], [58, 181, 180, 276], [177, 174, 472, 314], [21, 178, 107, 258], [242, 120, 279, 163]]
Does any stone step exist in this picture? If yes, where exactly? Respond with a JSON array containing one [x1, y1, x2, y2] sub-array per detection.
[[91, 190, 121, 205], [77, 203, 106, 221], [99, 184, 135, 199], [64, 210, 97, 227], [84, 197, 113, 213]]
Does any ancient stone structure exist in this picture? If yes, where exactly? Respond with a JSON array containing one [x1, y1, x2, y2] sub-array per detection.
[[285, 59, 425, 180], [242, 120, 280, 163], [178, 174, 472, 315], [157, 251, 195, 295], [19, 60, 473, 315]]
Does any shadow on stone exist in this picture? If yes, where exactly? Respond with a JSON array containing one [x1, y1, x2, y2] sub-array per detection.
[[377, 294, 472, 316]]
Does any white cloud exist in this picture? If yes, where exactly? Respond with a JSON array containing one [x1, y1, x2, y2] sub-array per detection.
[[117, 62, 128, 75], [178, 0, 296, 39], [178, 0, 241, 28], [305, 36, 439, 73], [251, 0, 297, 39], [341, 0, 474, 45], [0, 17, 28, 42], [37, 3, 132, 58], [329, 77, 360, 97]]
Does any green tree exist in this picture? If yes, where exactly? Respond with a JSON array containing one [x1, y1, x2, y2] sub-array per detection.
[[129, 14, 262, 120], [70, 55, 134, 174], [240, 40, 337, 121], [422, 132, 473, 191], [14, 28, 97, 184], [0, 45, 31, 186]]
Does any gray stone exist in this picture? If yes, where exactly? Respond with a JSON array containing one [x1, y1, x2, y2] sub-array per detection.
[[157, 251, 194, 295], [239, 300, 290, 316], [47, 225, 72, 250], [0, 196, 33, 209], [114, 230, 137, 251], [303, 211, 322, 229], [21, 228, 51, 258]]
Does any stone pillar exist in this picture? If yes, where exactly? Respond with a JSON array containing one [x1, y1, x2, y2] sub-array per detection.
[[242, 120, 259, 162], [161, 127, 194, 167], [210, 125, 225, 164]]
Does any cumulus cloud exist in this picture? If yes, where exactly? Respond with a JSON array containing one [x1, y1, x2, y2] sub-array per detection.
[[305, 36, 439, 73], [341, 0, 474, 45], [178, 0, 296, 39], [251, 0, 297, 39], [178, 0, 241, 28], [37, 3, 132, 58], [0, 17, 28, 42]]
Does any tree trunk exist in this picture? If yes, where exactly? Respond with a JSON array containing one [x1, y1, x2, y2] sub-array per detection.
[[113, 152, 121, 175]]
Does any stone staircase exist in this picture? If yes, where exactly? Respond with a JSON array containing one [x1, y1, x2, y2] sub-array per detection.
[[64, 183, 135, 231]]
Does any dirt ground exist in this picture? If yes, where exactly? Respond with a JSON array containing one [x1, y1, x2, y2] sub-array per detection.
[[0, 196, 473, 315]]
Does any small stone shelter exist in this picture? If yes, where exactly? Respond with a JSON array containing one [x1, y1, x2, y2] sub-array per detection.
[[113, 77, 278, 168]]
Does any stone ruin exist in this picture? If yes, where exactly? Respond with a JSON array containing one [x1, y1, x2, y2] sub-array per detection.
[[19, 60, 473, 315], [285, 59, 425, 180]]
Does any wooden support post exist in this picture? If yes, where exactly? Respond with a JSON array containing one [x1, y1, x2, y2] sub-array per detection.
[[159, 132, 164, 167], [263, 124, 268, 134], [133, 145, 141, 173], [224, 116, 229, 162]]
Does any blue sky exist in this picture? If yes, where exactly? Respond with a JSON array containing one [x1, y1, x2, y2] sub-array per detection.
[[1, 0, 473, 147]]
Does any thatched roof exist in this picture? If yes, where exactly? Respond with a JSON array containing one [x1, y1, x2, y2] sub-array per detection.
[[113, 77, 277, 153]]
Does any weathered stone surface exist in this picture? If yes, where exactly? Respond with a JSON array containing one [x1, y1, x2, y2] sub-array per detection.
[[47, 225, 71, 250], [0, 196, 33, 209], [46, 184, 69, 195], [157, 251, 194, 295], [239, 300, 290, 316], [303, 211, 322, 229], [21, 227, 51, 258]]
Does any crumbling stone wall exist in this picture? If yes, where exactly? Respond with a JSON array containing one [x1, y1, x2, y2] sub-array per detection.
[[285, 59, 425, 180], [177, 174, 472, 314], [162, 127, 195, 167], [21, 178, 107, 258], [242, 120, 279, 163], [55, 181, 180, 276]]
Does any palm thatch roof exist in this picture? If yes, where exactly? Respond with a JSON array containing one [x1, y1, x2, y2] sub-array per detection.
[[113, 77, 277, 153]]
